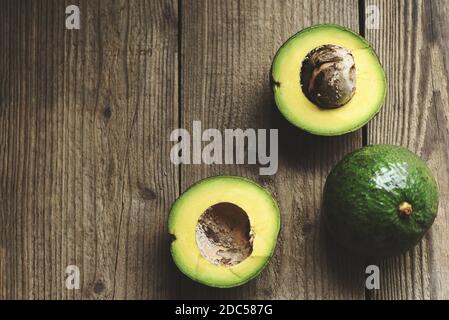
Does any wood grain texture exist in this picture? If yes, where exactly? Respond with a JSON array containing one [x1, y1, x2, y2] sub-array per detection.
[[365, 0, 449, 299], [179, 0, 365, 299], [2, 0, 448, 300], [0, 0, 179, 299]]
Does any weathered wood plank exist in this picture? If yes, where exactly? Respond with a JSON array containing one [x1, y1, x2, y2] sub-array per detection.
[[179, 0, 366, 299], [0, 0, 179, 299], [365, 0, 449, 299]]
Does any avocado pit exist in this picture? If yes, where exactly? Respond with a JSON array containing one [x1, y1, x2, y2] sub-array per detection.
[[300, 44, 356, 109], [195, 202, 253, 267]]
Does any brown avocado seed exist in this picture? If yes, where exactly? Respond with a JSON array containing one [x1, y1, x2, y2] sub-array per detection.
[[196, 202, 253, 266], [300, 44, 356, 109]]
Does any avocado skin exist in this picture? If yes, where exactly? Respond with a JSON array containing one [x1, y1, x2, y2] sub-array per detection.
[[323, 145, 439, 258]]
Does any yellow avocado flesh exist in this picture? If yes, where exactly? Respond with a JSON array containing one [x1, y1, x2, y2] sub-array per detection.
[[272, 25, 386, 136], [169, 176, 280, 288]]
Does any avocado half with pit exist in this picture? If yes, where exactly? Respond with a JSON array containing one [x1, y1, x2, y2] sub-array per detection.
[[271, 24, 386, 136], [169, 176, 280, 288], [323, 145, 439, 258]]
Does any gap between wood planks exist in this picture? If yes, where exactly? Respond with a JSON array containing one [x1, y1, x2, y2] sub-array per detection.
[[358, 0, 374, 301], [359, 0, 369, 149], [177, 0, 183, 200]]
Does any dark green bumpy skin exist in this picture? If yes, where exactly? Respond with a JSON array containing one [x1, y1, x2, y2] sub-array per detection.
[[323, 145, 439, 258]]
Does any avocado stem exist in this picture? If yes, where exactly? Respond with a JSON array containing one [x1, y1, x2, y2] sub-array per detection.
[[398, 201, 413, 217]]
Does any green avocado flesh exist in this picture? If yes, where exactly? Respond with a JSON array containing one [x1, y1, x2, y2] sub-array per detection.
[[271, 24, 386, 136], [168, 176, 280, 288], [323, 145, 439, 258]]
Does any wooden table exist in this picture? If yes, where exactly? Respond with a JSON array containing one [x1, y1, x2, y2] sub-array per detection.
[[1, 0, 448, 300]]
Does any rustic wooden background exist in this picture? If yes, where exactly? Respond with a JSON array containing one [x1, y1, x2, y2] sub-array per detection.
[[0, 0, 448, 300]]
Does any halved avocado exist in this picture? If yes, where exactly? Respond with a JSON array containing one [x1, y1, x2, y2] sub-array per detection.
[[168, 176, 280, 288], [271, 24, 386, 136]]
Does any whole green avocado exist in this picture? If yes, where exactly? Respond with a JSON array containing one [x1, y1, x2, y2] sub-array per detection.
[[323, 144, 439, 258]]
